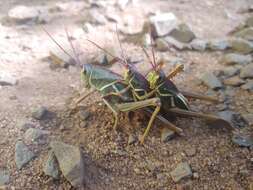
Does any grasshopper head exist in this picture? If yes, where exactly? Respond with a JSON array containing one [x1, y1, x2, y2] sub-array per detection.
[[81, 64, 91, 88], [146, 70, 160, 89]]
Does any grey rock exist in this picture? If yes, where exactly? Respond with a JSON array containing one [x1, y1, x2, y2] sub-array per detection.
[[79, 109, 90, 121], [50, 141, 84, 188], [32, 106, 48, 120], [223, 67, 240, 77], [208, 39, 230, 51], [161, 127, 175, 142], [164, 36, 191, 50], [217, 111, 236, 124], [88, 9, 107, 25], [170, 162, 192, 182], [229, 38, 253, 54], [19, 122, 34, 132], [128, 134, 137, 145], [200, 73, 223, 90], [234, 27, 253, 41], [24, 128, 49, 142], [0, 72, 17, 86], [43, 150, 60, 179], [169, 23, 196, 43], [0, 169, 10, 186], [240, 63, 253, 78], [242, 113, 253, 126], [190, 39, 207, 51], [149, 12, 179, 37], [223, 76, 245, 86], [246, 16, 253, 27], [8, 5, 39, 24], [15, 141, 35, 169], [155, 38, 169, 51], [232, 133, 253, 147], [221, 53, 252, 65], [241, 80, 253, 91]]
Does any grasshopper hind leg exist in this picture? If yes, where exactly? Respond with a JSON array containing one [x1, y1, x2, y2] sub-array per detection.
[[103, 98, 120, 130]]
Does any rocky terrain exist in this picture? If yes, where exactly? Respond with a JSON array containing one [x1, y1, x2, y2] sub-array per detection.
[[0, 0, 253, 189]]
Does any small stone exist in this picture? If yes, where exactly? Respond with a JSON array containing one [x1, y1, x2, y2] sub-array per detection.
[[241, 80, 253, 91], [128, 134, 137, 145], [88, 9, 107, 25], [0, 72, 17, 86], [43, 150, 60, 179], [169, 23, 196, 43], [193, 172, 199, 179], [32, 106, 48, 120], [246, 16, 253, 27], [161, 127, 176, 142], [19, 122, 34, 132], [190, 39, 207, 51], [8, 5, 39, 24], [185, 147, 196, 157], [48, 51, 72, 70], [240, 63, 253, 79], [164, 36, 191, 50], [15, 141, 35, 169], [232, 134, 253, 147], [217, 111, 236, 124], [155, 38, 169, 51], [79, 110, 90, 121], [229, 38, 253, 54], [234, 27, 253, 41], [149, 12, 179, 37], [170, 162, 192, 183], [0, 169, 10, 186], [208, 39, 230, 51], [50, 141, 84, 188], [221, 53, 252, 65], [242, 113, 253, 126], [200, 72, 223, 90], [223, 67, 240, 77], [24, 128, 49, 142], [223, 76, 245, 86]]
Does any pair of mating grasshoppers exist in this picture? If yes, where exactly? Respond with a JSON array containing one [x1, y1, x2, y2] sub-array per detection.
[[46, 28, 235, 144]]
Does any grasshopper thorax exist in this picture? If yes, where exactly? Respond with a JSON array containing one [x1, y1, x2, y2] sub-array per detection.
[[146, 70, 160, 89]]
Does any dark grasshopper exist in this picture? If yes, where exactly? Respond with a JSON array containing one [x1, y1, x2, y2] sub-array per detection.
[[44, 27, 183, 144]]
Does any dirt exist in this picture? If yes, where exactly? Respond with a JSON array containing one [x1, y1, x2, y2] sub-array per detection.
[[0, 0, 252, 189]]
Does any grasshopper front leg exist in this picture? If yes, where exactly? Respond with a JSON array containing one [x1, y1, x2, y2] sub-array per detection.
[[116, 98, 161, 144]]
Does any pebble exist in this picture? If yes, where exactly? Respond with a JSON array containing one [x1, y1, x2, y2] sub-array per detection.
[[222, 67, 240, 77], [234, 27, 253, 41], [200, 72, 223, 90], [24, 128, 49, 142], [229, 38, 253, 54], [161, 127, 176, 142], [50, 141, 84, 188], [15, 141, 35, 169], [223, 76, 245, 86], [242, 113, 253, 126], [217, 111, 236, 124], [170, 162, 192, 182], [185, 147, 196, 157], [0, 169, 10, 186], [193, 172, 199, 179], [19, 122, 34, 132], [0, 72, 18, 86], [149, 12, 179, 37], [32, 106, 49, 120], [128, 134, 137, 145], [246, 16, 253, 27], [169, 23, 196, 43], [232, 133, 253, 147], [241, 80, 253, 91], [221, 53, 252, 65], [164, 36, 191, 50], [240, 63, 253, 79], [190, 39, 207, 51], [79, 109, 90, 121], [156, 38, 169, 51], [8, 5, 39, 24], [43, 150, 60, 179], [208, 39, 230, 51]]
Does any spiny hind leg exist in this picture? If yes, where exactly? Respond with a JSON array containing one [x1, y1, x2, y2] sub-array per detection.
[[116, 98, 161, 144]]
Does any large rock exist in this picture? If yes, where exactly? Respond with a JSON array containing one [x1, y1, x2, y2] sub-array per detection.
[[234, 27, 253, 41], [43, 150, 60, 179], [15, 141, 35, 169], [170, 162, 192, 182], [200, 72, 223, 90], [50, 141, 84, 188], [169, 23, 196, 43], [149, 12, 179, 37], [221, 53, 252, 65], [229, 38, 253, 54], [0, 169, 10, 186], [240, 63, 253, 78], [0, 72, 17, 86], [8, 5, 40, 24]]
